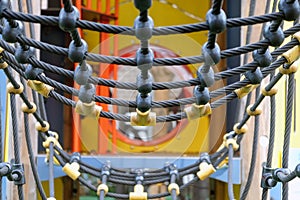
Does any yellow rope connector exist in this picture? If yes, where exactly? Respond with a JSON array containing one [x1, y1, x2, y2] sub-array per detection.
[[131, 109, 156, 126], [246, 104, 262, 116], [35, 121, 50, 132], [282, 45, 300, 64], [27, 80, 54, 97], [168, 183, 180, 195], [62, 162, 81, 180], [129, 184, 147, 200], [184, 103, 211, 120], [279, 60, 299, 74], [233, 123, 248, 135], [261, 87, 278, 96], [293, 31, 300, 43], [43, 132, 62, 165], [223, 134, 239, 151], [234, 84, 258, 99], [196, 162, 216, 181], [7, 82, 24, 94], [75, 100, 102, 119], [0, 61, 8, 69], [21, 102, 37, 114], [97, 184, 109, 196]]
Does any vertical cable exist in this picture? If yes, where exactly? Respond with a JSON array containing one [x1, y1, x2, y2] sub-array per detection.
[[49, 141, 55, 197], [228, 144, 235, 200], [10, 93, 24, 200], [240, 86, 260, 200], [282, 72, 295, 200]]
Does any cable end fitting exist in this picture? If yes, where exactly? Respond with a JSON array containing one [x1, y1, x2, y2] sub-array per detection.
[[131, 109, 156, 126], [184, 103, 211, 120], [129, 184, 148, 200], [75, 100, 102, 119]]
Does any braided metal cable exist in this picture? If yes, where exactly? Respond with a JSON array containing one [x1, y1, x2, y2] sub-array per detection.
[[282, 72, 295, 200], [228, 144, 235, 200]]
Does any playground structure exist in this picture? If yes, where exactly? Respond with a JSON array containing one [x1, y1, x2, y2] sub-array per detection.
[[0, 0, 300, 199]]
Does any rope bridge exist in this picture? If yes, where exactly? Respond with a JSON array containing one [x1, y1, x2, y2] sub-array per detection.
[[0, 0, 300, 199]]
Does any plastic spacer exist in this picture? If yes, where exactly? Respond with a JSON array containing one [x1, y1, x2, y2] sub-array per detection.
[[279, 63, 298, 74], [293, 31, 300, 43], [184, 103, 212, 120], [224, 137, 239, 151], [246, 105, 262, 116], [7, 82, 24, 94], [233, 123, 248, 135], [0, 61, 8, 69], [75, 100, 102, 118], [42, 136, 58, 149], [27, 80, 54, 98], [234, 84, 258, 99], [129, 184, 147, 200], [21, 102, 37, 114], [282, 45, 300, 64], [62, 162, 81, 180], [35, 121, 50, 132], [131, 108, 156, 126], [196, 162, 216, 180], [168, 183, 180, 195], [261, 87, 278, 96], [97, 184, 109, 196]]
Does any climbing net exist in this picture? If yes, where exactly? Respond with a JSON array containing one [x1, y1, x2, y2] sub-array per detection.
[[0, 0, 300, 199]]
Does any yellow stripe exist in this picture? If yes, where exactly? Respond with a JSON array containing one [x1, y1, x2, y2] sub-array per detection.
[[4, 94, 10, 162]]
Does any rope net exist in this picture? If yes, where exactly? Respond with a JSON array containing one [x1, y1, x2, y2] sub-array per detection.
[[0, 0, 300, 199]]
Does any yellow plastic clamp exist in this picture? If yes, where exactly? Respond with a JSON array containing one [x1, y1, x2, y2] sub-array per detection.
[[293, 31, 300, 42], [168, 183, 180, 195], [234, 84, 258, 99], [282, 45, 300, 64], [7, 82, 24, 94], [196, 162, 216, 181], [233, 123, 248, 135], [27, 80, 54, 97], [279, 61, 299, 75], [223, 134, 239, 151], [129, 184, 147, 200], [0, 47, 4, 54], [246, 104, 262, 116], [184, 103, 212, 120], [43, 136, 58, 149], [62, 162, 81, 180], [97, 184, 109, 196], [75, 100, 102, 118], [35, 121, 50, 132], [261, 87, 278, 96], [21, 102, 37, 113], [0, 61, 8, 69], [131, 109, 156, 126]]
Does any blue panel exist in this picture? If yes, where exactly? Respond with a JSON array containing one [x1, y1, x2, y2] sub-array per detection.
[[37, 155, 241, 184], [270, 182, 281, 200], [0, 70, 7, 200]]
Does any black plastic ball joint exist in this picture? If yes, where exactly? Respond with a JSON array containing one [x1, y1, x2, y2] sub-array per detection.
[[206, 9, 227, 34], [134, 0, 152, 12], [137, 73, 153, 95], [279, 0, 300, 21], [136, 93, 152, 112], [252, 49, 272, 68], [78, 83, 95, 103], [245, 68, 263, 84], [197, 66, 215, 88], [263, 23, 285, 47], [202, 42, 221, 65], [194, 86, 210, 105]]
